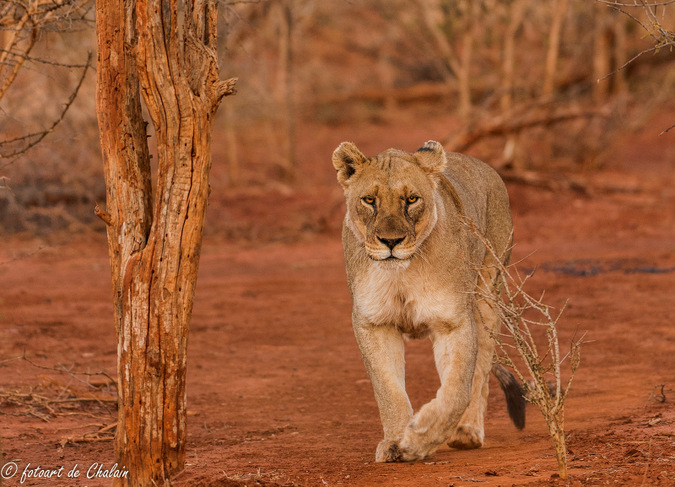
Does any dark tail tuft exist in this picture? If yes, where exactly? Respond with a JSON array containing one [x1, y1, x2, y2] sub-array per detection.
[[492, 363, 526, 430]]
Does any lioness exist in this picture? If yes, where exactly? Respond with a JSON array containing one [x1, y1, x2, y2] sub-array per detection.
[[332, 140, 525, 462]]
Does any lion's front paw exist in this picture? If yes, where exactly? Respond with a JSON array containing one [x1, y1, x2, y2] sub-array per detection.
[[447, 424, 484, 450], [375, 439, 404, 462], [375, 439, 427, 463]]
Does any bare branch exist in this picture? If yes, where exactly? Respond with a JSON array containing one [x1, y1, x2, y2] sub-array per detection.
[[18, 349, 116, 387], [597, 44, 660, 82], [0, 51, 92, 165], [596, 1, 675, 8], [214, 76, 239, 104], [0, 0, 92, 163], [446, 107, 606, 154], [94, 203, 113, 226], [659, 124, 675, 135], [596, 0, 675, 79]]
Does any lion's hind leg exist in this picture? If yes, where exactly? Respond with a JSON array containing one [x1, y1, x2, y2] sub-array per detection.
[[446, 307, 492, 449], [448, 272, 500, 450]]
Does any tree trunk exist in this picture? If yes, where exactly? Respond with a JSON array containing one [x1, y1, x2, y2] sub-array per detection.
[[501, 0, 527, 170], [542, 0, 568, 98], [612, 13, 627, 96], [414, 0, 462, 105], [457, 1, 478, 119], [277, 0, 296, 181], [95, 0, 236, 485], [501, 0, 526, 114], [593, 5, 612, 104]]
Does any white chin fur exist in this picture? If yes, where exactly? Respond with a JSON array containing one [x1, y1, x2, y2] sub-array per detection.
[[366, 248, 414, 263], [375, 258, 411, 270], [392, 247, 415, 260]]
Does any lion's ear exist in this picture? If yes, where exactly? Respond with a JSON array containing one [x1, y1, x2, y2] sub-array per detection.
[[414, 140, 446, 174], [332, 142, 367, 186]]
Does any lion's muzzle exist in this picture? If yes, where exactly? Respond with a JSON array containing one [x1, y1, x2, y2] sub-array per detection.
[[366, 234, 415, 261], [377, 236, 404, 250]]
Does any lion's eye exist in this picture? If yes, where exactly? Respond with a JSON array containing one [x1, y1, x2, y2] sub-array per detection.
[[406, 195, 419, 204], [362, 196, 376, 205]]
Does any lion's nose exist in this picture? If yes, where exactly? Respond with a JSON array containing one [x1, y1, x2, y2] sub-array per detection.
[[377, 236, 404, 250]]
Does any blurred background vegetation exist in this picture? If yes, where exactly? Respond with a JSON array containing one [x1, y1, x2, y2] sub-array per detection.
[[1, 0, 673, 239]]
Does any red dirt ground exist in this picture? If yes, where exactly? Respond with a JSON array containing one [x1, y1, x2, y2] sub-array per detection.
[[1, 111, 674, 486]]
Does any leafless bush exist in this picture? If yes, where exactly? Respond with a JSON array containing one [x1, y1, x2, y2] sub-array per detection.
[[0, 1, 100, 235], [462, 216, 585, 480], [597, 0, 675, 134], [597, 1, 675, 64], [0, 0, 92, 161]]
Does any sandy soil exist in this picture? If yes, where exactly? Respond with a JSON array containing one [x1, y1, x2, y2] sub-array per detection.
[[1, 113, 674, 487]]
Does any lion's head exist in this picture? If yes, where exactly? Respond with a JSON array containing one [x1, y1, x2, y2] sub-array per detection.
[[332, 140, 447, 263]]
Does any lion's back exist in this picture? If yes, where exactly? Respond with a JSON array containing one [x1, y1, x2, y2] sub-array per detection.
[[442, 152, 513, 264]]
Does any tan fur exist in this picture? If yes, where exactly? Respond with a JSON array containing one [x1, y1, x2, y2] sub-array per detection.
[[333, 140, 513, 462]]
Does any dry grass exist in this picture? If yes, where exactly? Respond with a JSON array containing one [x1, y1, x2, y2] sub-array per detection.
[[0, 354, 117, 444]]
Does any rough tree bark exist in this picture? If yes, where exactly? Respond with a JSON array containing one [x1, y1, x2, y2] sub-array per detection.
[[95, 0, 236, 485]]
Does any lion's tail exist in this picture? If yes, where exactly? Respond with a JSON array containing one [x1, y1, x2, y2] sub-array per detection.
[[491, 363, 526, 430]]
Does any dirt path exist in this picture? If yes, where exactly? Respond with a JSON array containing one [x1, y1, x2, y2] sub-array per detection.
[[1, 122, 674, 486]]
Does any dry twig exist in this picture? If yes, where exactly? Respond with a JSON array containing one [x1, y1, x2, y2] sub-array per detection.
[[59, 423, 116, 447], [645, 384, 667, 404], [461, 216, 585, 479]]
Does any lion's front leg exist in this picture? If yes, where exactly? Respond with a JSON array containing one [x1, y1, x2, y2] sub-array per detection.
[[352, 319, 413, 462], [397, 320, 477, 461]]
